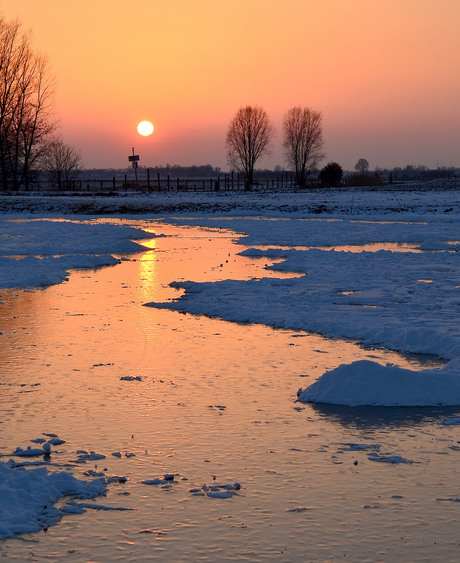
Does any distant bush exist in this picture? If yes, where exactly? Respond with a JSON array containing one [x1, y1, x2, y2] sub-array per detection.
[[319, 162, 343, 187], [346, 172, 383, 187]]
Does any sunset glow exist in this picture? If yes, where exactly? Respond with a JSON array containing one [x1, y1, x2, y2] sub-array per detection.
[[2, 0, 459, 170]]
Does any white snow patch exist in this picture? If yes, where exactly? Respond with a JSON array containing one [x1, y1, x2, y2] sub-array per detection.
[[0, 219, 152, 289], [442, 416, 460, 425], [298, 359, 460, 406], [0, 461, 107, 540]]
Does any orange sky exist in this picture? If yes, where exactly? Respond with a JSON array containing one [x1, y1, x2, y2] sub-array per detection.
[[2, 0, 459, 170]]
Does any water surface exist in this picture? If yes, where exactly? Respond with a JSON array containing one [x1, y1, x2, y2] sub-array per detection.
[[0, 221, 458, 562]]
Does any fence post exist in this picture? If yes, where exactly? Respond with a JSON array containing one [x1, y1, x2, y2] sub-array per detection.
[[157, 172, 160, 190], [167, 175, 170, 191], [176, 177, 179, 190]]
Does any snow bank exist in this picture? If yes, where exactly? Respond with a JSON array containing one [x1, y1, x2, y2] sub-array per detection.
[[0, 461, 106, 539], [297, 359, 460, 406], [167, 215, 460, 249], [0, 219, 150, 255], [148, 248, 460, 359], [0, 219, 152, 289], [0, 254, 120, 288]]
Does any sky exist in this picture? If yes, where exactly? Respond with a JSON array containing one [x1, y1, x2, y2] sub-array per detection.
[[1, 0, 459, 171]]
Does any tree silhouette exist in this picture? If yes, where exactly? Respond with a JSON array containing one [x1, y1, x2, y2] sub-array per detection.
[[43, 137, 82, 189], [226, 105, 273, 189], [282, 106, 324, 188], [0, 16, 56, 190], [354, 158, 369, 174]]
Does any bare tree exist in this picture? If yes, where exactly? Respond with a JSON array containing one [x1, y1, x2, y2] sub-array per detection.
[[282, 106, 324, 188], [43, 137, 82, 189], [354, 158, 369, 174], [226, 105, 273, 189], [0, 16, 56, 190]]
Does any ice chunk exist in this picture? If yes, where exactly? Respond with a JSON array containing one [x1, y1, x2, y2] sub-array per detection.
[[298, 359, 460, 406], [0, 461, 106, 539]]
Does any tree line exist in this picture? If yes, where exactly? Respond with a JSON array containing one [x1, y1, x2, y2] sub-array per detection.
[[0, 16, 81, 191]]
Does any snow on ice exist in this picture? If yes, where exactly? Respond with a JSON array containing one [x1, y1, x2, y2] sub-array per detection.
[[297, 359, 460, 406], [0, 459, 107, 540], [0, 218, 151, 288]]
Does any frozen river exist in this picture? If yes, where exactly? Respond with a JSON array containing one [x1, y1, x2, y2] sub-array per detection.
[[1, 218, 460, 562]]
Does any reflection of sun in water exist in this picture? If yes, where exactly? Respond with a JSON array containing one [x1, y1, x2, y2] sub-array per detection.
[[140, 238, 157, 250], [137, 120, 154, 136], [138, 238, 159, 301]]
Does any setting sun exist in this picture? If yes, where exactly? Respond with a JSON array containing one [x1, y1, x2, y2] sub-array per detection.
[[137, 121, 154, 136]]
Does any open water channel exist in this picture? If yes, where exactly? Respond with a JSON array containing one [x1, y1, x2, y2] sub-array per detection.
[[1, 220, 459, 562]]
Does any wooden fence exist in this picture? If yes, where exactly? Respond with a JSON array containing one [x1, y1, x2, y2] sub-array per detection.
[[31, 171, 297, 193]]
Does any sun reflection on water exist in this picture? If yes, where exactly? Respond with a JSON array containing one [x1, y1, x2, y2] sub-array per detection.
[[136, 239, 161, 302]]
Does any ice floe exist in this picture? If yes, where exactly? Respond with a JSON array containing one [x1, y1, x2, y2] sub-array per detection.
[[0, 460, 107, 540], [0, 434, 134, 541], [0, 219, 152, 289], [442, 416, 460, 425], [187, 483, 241, 499], [297, 359, 460, 407], [120, 375, 143, 381], [367, 453, 414, 464]]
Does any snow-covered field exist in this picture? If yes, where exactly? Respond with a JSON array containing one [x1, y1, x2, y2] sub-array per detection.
[[0, 180, 458, 217], [1, 183, 460, 552]]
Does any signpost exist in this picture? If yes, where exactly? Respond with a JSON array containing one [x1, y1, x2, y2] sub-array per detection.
[[128, 147, 140, 183]]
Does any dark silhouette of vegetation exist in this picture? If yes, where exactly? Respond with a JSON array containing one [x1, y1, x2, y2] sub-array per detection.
[[0, 16, 56, 190], [319, 162, 343, 187], [226, 105, 273, 189], [43, 137, 82, 189], [282, 106, 324, 188], [136, 163, 221, 178], [347, 172, 383, 187], [354, 158, 369, 174], [387, 164, 458, 180]]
